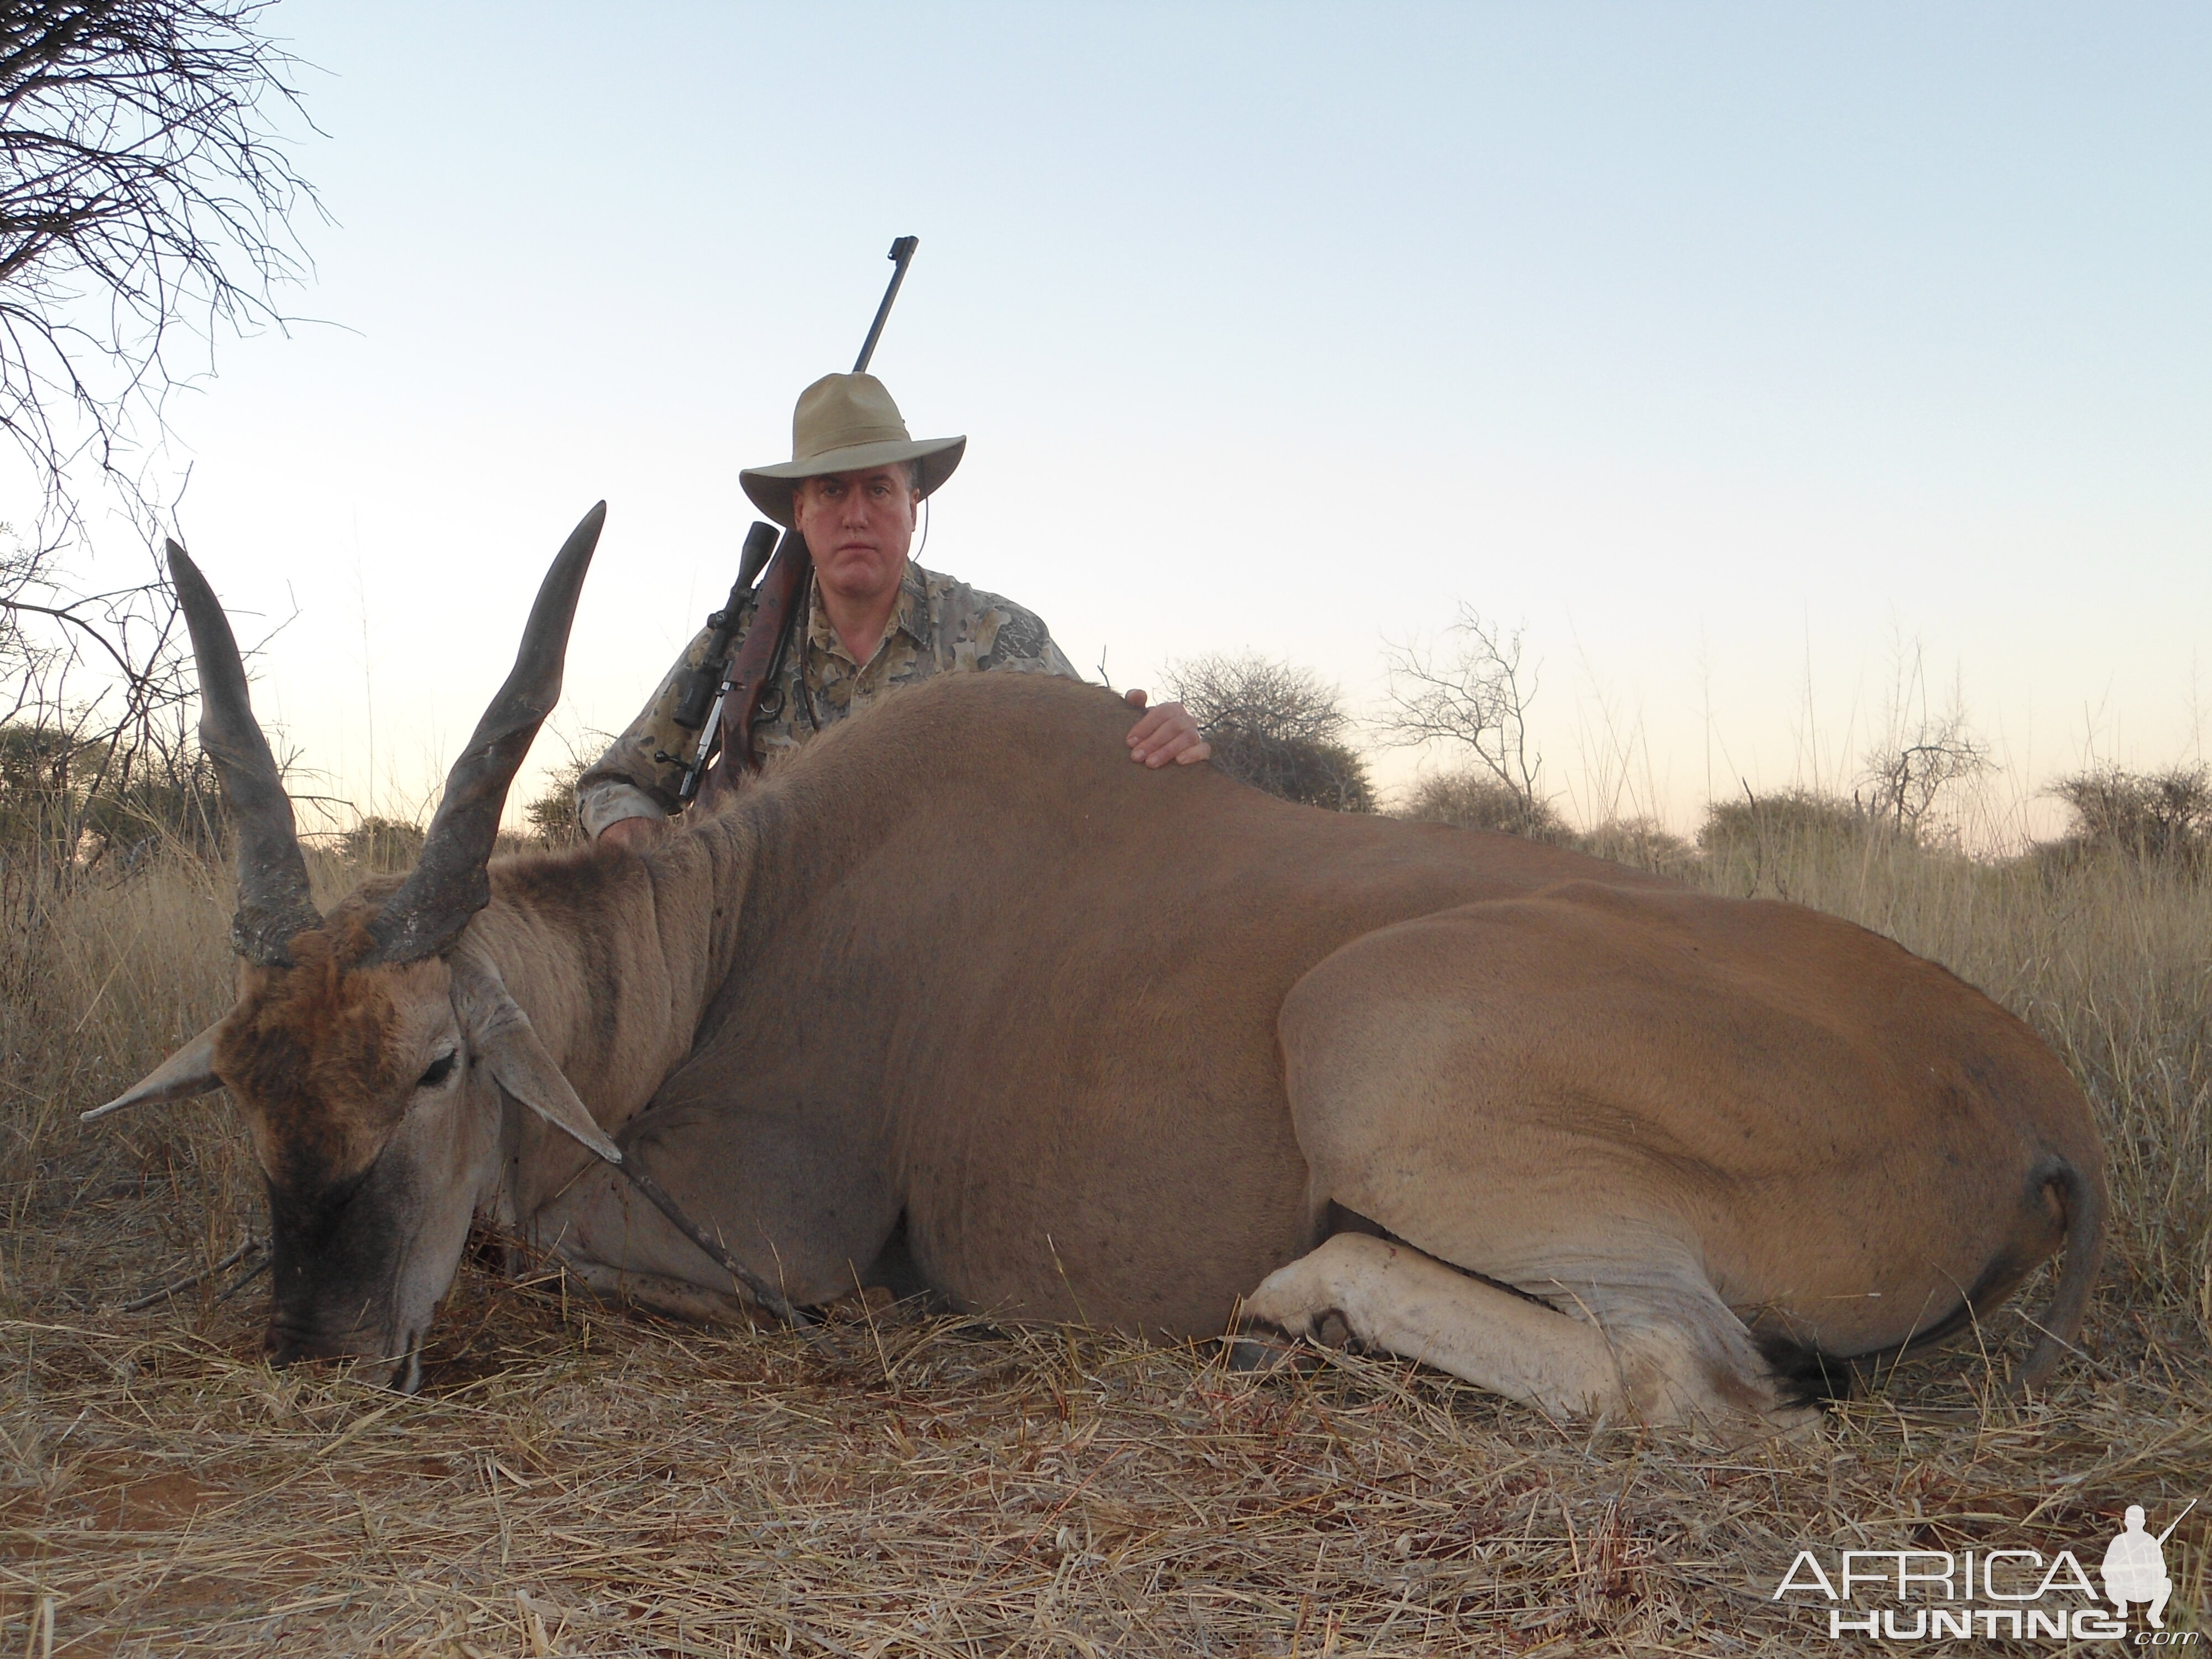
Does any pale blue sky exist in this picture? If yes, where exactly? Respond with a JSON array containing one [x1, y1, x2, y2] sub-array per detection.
[[97, 2, 2211, 836]]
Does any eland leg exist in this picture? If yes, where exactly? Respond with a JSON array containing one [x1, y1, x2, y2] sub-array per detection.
[[530, 1170, 924, 1328], [1242, 1233, 1616, 1414], [553, 1248, 759, 1326], [1241, 1232, 1817, 1431], [518, 1044, 905, 1320], [519, 1161, 774, 1323], [1267, 895, 1849, 1433]]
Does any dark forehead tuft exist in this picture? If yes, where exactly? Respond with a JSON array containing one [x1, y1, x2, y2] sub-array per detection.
[[212, 908, 450, 1190]]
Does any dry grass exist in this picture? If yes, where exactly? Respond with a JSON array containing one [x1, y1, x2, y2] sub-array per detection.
[[2, 832, 2208, 1656]]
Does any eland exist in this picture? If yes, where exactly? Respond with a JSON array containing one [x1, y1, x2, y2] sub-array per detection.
[[93, 507, 2105, 1428]]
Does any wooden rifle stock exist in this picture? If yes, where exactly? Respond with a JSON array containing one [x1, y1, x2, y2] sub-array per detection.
[[697, 531, 810, 805]]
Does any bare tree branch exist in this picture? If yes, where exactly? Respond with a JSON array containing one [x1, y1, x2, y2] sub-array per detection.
[[0, 0, 322, 542], [1857, 643, 1992, 836], [1379, 603, 1545, 806], [0, 4, 320, 897]]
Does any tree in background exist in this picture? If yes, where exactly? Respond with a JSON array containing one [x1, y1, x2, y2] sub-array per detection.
[[0, 2, 319, 886], [1859, 712, 1990, 837], [337, 815, 424, 872], [1697, 788, 1893, 859], [1399, 770, 1572, 844], [2047, 764, 2212, 868], [0, 508, 263, 894], [522, 755, 588, 848], [1162, 653, 1374, 812], [1577, 813, 1695, 876], [0, 0, 318, 530], [1857, 645, 1991, 837], [1400, 766, 1696, 875], [1380, 604, 1562, 839]]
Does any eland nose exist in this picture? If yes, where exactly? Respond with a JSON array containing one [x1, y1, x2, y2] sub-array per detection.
[[264, 1314, 375, 1367], [265, 1319, 415, 1391], [263, 1319, 333, 1367]]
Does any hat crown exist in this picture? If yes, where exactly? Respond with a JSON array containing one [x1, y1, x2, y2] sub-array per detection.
[[791, 373, 911, 463], [738, 373, 963, 526]]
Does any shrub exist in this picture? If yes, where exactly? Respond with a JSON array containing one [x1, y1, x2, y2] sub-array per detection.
[[1577, 816, 1697, 877], [1163, 654, 1374, 812], [1400, 770, 1574, 845], [1695, 789, 1893, 858], [340, 816, 426, 871], [0, 723, 228, 868], [2045, 764, 2212, 869], [523, 758, 589, 848], [0, 723, 77, 858]]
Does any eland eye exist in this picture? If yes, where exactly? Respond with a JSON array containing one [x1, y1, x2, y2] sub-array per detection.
[[417, 1052, 458, 1091]]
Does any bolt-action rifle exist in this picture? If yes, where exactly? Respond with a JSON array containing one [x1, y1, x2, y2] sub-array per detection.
[[669, 520, 778, 801], [678, 235, 921, 808]]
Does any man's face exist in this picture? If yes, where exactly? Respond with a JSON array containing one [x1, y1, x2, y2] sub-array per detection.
[[792, 464, 920, 604]]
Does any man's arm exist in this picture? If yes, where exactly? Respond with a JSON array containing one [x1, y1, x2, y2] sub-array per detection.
[[963, 589, 1209, 767], [573, 620, 727, 842]]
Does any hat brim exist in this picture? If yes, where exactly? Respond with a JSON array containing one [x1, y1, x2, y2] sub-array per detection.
[[739, 435, 966, 527]]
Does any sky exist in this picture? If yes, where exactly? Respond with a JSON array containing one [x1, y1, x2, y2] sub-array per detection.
[[31, 2, 2212, 841]]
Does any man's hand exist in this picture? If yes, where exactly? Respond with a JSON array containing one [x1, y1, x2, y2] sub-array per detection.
[[598, 813, 667, 851], [1124, 688, 1212, 768]]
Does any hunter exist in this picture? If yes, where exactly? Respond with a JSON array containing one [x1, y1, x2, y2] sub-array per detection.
[[577, 372, 1209, 846]]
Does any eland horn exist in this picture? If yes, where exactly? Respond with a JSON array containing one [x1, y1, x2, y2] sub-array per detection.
[[366, 503, 606, 964], [169, 540, 324, 966]]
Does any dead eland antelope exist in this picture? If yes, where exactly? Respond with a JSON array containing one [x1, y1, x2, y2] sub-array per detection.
[[92, 506, 2105, 1428]]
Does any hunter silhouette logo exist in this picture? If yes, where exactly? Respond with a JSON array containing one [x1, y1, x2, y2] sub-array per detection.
[[2103, 1501, 2194, 1630]]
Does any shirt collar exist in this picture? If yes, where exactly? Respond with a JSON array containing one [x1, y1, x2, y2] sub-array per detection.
[[805, 559, 934, 665]]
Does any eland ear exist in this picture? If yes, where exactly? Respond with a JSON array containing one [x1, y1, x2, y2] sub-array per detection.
[[448, 953, 621, 1164], [484, 1025, 623, 1165], [84, 1023, 225, 1122]]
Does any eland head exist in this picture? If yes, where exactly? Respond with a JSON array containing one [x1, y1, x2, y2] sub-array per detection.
[[88, 506, 622, 1391]]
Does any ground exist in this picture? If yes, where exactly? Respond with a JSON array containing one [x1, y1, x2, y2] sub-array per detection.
[[2, 832, 2208, 1655]]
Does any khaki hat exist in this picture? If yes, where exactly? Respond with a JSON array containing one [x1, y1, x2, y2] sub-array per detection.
[[739, 373, 966, 527]]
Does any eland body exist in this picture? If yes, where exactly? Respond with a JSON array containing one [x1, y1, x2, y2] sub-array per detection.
[[100, 511, 2106, 1427]]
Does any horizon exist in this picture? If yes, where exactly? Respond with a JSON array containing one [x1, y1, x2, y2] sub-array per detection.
[[8, 2, 2207, 847]]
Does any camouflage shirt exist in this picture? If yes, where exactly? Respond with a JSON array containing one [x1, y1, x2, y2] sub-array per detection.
[[576, 559, 1082, 837]]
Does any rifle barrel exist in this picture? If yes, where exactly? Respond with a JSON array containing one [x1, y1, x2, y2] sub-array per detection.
[[853, 235, 920, 373], [2156, 1497, 2198, 1545]]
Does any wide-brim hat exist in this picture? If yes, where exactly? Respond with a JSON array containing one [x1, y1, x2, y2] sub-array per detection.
[[739, 372, 965, 527]]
